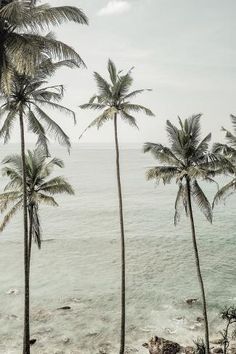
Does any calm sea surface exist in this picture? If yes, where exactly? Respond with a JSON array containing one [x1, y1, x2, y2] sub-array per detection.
[[0, 144, 235, 353]]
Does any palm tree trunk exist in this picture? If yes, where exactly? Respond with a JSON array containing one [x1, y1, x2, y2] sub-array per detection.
[[19, 110, 30, 354], [114, 113, 126, 354], [186, 177, 210, 354], [28, 205, 34, 270]]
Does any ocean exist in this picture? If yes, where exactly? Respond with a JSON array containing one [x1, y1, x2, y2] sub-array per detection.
[[0, 143, 235, 353]]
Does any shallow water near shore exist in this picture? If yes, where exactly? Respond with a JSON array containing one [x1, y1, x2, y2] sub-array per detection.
[[0, 144, 235, 353]]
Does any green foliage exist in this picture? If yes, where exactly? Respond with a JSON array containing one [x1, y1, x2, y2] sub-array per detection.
[[79, 59, 154, 137], [144, 115, 230, 224], [213, 115, 236, 207], [0, 148, 74, 248], [194, 338, 206, 354], [219, 306, 236, 354], [0, 0, 88, 91], [0, 59, 76, 153]]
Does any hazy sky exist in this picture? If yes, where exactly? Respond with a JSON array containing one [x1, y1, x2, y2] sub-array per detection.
[[16, 0, 236, 145]]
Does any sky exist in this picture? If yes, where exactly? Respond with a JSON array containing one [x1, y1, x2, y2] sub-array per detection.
[[13, 0, 236, 145]]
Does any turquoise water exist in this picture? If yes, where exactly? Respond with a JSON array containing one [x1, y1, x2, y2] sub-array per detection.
[[0, 144, 235, 353]]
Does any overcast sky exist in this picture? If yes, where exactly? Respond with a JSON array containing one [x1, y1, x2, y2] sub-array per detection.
[[17, 0, 236, 145]]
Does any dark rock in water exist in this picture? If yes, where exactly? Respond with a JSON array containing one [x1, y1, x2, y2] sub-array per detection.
[[185, 346, 195, 354], [30, 339, 36, 345], [186, 298, 198, 305], [213, 348, 223, 354], [196, 316, 204, 322], [62, 336, 70, 344], [143, 336, 181, 354], [56, 306, 71, 310]]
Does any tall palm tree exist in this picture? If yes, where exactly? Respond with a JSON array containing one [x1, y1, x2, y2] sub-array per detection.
[[0, 149, 74, 352], [213, 115, 236, 206], [0, 148, 74, 265], [144, 115, 228, 354], [0, 0, 88, 91], [79, 59, 154, 354], [0, 59, 76, 354]]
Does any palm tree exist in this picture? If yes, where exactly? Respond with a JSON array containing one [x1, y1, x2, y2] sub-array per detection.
[[0, 0, 88, 91], [213, 115, 236, 206], [0, 148, 74, 264], [144, 114, 228, 354], [0, 59, 76, 354], [79, 59, 154, 354]]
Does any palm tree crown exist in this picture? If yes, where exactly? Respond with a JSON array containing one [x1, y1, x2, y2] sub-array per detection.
[[0, 59, 76, 154], [79, 59, 154, 136], [0, 0, 88, 90], [144, 114, 228, 224], [213, 114, 236, 206], [0, 148, 74, 248]]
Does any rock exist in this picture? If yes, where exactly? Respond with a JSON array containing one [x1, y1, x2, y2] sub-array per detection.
[[184, 346, 195, 354], [186, 299, 198, 305], [98, 342, 112, 353], [213, 348, 223, 354], [6, 288, 19, 295], [62, 336, 70, 344], [143, 336, 181, 354], [56, 306, 71, 310], [30, 339, 37, 345], [196, 317, 204, 322], [98, 350, 107, 354]]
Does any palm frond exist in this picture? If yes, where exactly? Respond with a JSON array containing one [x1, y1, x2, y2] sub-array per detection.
[[143, 142, 182, 166], [35, 99, 76, 123], [124, 89, 152, 100], [37, 193, 59, 206], [33, 104, 71, 150], [212, 142, 236, 157], [146, 166, 179, 184], [39, 176, 74, 195], [94, 72, 112, 98], [79, 107, 117, 139], [114, 71, 133, 98], [108, 59, 117, 85], [120, 110, 139, 129], [122, 103, 154, 117], [0, 109, 17, 143], [174, 183, 188, 225], [27, 110, 49, 155], [0, 200, 22, 232], [195, 133, 211, 156], [0, 191, 22, 212], [20, 5, 88, 30], [223, 126, 236, 148], [80, 103, 106, 111], [31, 205, 41, 249], [213, 178, 236, 207], [191, 179, 212, 223]]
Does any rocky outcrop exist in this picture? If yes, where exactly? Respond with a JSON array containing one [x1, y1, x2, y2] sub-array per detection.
[[186, 299, 198, 306], [142, 336, 182, 354], [29, 338, 37, 346], [56, 306, 71, 310]]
